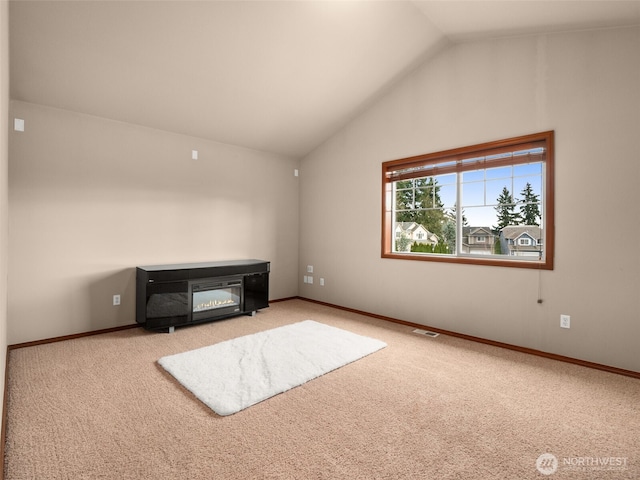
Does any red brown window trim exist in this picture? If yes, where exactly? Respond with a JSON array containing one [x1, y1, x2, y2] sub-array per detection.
[[382, 131, 555, 269]]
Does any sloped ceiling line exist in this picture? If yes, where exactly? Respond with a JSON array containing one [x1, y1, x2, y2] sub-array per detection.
[[9, 1, 640, 158]]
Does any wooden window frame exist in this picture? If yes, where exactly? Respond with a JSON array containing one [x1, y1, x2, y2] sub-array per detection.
[[382, 131, 555, 270]]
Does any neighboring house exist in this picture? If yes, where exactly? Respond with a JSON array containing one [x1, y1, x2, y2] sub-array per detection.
[[395, 222, 439, 251], [461, 227, 496, 255], [499, 225, 543, 257]]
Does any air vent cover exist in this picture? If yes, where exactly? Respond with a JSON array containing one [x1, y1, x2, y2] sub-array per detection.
[[412, 328, 439, 338]]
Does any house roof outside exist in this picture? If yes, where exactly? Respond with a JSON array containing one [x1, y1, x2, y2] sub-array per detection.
[[396, 222, 428, 233], [500, 225, 543, 241], [463, 226, 495, 236], [395, 222, 439, 243]]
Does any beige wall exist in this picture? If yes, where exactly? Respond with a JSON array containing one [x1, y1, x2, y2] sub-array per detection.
[[299, 27, 640, 372], [1, 0, 10, 422], [8, 102, 299, 344]]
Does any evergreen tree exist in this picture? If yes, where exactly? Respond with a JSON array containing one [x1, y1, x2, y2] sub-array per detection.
[[494, 239, 502, 254], [441, 219, 457, 249], [519, 182, 541, 226], [395, 180, 417, 218], [447, 202, 468, 227], [396, 234, 411, 252], [439, 203, 466, 252], [494, 187, 520, 229], [395, 177, 446, 237]]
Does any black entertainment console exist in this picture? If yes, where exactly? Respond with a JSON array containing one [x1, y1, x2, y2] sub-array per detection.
[[136, 259, 269, 332]]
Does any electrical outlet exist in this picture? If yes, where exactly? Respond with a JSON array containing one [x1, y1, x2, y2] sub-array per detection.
[[560, 314, 570, 329], [113, 294, 121, 306], [320, 278, 325, 286], [307, 265, 313, 273]]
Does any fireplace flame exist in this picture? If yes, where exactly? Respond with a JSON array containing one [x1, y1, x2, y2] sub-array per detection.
[[194, 298, 236, 312]]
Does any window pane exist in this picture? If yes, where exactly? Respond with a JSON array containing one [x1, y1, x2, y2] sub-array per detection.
[[514, 162, 542, 176], [462, 170, 484, 182], [461, 225, 499, 255], [393, 210, 451, 254], [513, 176, 542, 197], [460, 181, 485, 207], [439, 183, 456, 209], [438, 173, 457, 185], [485, 166, 512, 180], [485, 180, 511, 206], [463, 205, 496, 229], [395, 189, 414, 210]]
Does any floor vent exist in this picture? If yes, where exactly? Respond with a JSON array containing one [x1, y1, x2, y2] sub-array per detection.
[[412, 328, 439, 338]]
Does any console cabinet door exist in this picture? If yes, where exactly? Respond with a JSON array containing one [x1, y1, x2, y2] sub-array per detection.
[[244, 272, 269, 312], [144, 281, 189, 329]]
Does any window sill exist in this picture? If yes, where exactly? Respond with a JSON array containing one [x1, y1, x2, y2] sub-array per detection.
[[381, 252, 553, 270]]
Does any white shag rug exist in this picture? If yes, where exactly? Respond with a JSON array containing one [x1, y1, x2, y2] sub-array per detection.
[[158, 320, 387, 416]]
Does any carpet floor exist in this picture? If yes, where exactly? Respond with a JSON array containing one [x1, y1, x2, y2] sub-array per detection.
[[4, 299, 640, 479]]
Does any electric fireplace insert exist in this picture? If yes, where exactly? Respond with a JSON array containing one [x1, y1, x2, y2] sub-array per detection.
[[190, 276, 243, 321], [136, 260, 269, 332]]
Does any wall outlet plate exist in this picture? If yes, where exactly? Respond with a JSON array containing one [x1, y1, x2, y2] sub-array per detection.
[[560, 314, 570, 329]]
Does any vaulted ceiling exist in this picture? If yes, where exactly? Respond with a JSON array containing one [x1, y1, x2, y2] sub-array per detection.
[[9, 1, 640, 158]]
